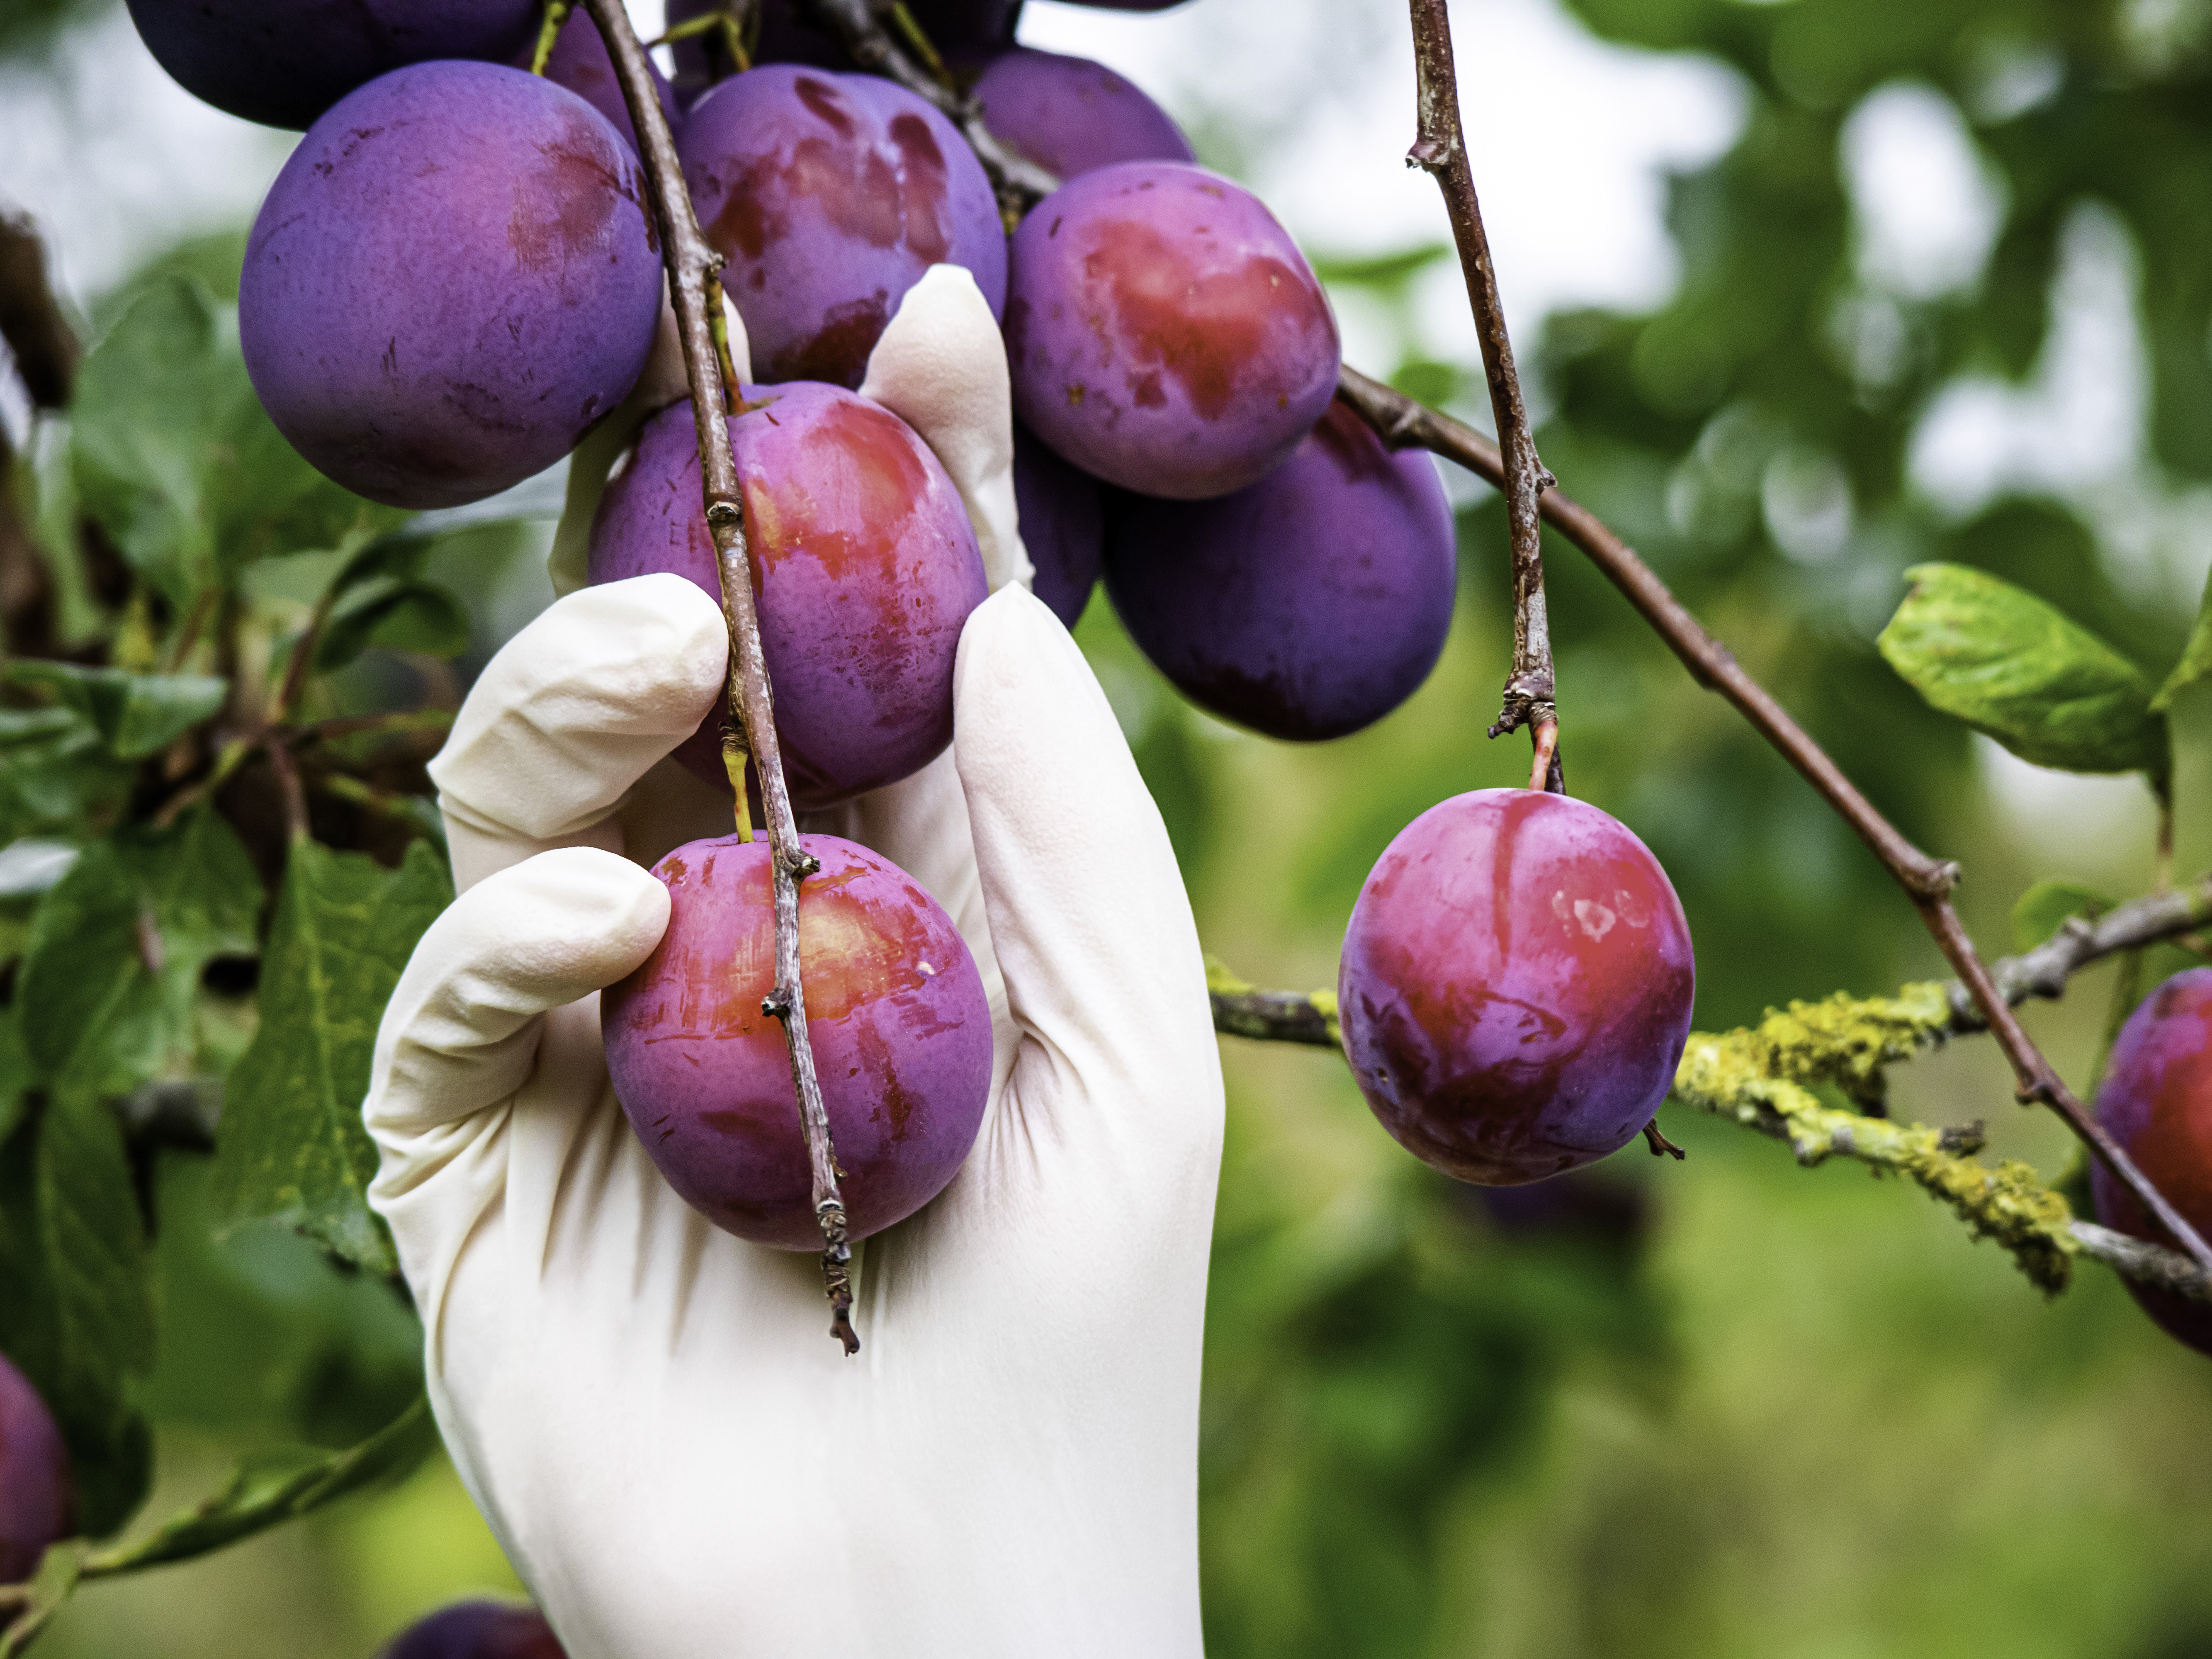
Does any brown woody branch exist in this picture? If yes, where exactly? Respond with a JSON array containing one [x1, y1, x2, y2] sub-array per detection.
[[1330, 366, 2212, 1277], [1404, 0, 1561, 793], [1947, 876, 2212, 1033], [581, 0, 857, 1353]]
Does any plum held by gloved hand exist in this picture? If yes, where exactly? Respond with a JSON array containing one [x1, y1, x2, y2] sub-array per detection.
[[363, 270, 1223, 1658]]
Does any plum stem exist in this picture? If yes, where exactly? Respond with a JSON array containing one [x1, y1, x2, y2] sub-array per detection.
[[1329, 367, 2212, 1280], [583, 0, 860, 1353], [1405, 0, 1563, 795], [1641, 1121, 1686, 1160], [527, 0, 572, 77], [650, 6, 757, 76]]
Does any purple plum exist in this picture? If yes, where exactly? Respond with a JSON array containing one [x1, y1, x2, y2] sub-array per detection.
[[680, 65, 1007, 389], [2091, 968, 2212, 1356], [515, 10, 683, 156], [1104, 397, 1456, 739], [1005, 161, 1339, 499], [124, 0, 538, 129], [1339, 791, 1695, 1185], [603, 834, 994, 1249], [1014, 421, 1105, 628], [240, 62, 662, 510], [380, 1601, 564, 1659], [589, 382, 987, 810], [972, 46, 1194, 181], [0, 1351, 73, 1587]]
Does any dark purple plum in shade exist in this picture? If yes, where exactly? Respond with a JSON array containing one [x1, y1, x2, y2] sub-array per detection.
[[1105, 398, 1456, 740], [665, 0, 1020, 90], [972, 47, 1195, 181], [379, 1601, 565, 1659], [0, 1351, 73, 1587], [1006, 161, 1340, 500], [1014, 422, 1105, 627], [589, 384, 987, 810], [603, 835, 994, 1250], [239, 62, 662, 511], [124, 0, 538, 129], [514, 10, 682, 157], [1339, 791, 1695, 1186], [679, 66, 1007, 390], [2091, 968, 2212, 1356]]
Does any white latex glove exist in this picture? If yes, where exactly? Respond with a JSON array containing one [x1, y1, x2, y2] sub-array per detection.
[[365, 276, 1222, 1658]]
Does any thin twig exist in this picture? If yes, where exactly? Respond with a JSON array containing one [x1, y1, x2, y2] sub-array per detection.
[[804, 0, 1059, 220], [2071, 1220, 2212, 1304], [1946, 874, 2212, 1033], [1404, 0, 1561, 791], [1330, 366, 2212, 1277], [582, 0, 856, 1353]]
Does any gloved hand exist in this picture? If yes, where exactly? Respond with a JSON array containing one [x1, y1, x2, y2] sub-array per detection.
[[363, 270, 1223, 1659]]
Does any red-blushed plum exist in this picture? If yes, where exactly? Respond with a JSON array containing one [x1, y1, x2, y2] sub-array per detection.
[[2091, 968, 2212, 1356], [588, 383, 987, 809], [239, 63, 662, 510], [603, 835, 994, 1249], [1104, 397, 1455, 739], [379, 1601, 565, 1659], [515, 9, 682, 156], [0, 1351, 73, 1587], [1006, 161, 1339, 499], [972, 47, 1195, 180], [124, 0, 538, 129], [680, 66, 1007, 389], [1014, 421, 1105, 627], [1339, 791, 1695, 1185]]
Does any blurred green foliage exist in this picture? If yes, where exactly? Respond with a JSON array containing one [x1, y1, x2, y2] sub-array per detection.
[[8, 0, 2212, 1654]]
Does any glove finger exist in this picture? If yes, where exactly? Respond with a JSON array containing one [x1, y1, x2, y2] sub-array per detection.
[[951, 586, 1220, 1149], [431, 574, 727, 893], [366, 845, 668, 1151], [858, 264, 1033, 594]]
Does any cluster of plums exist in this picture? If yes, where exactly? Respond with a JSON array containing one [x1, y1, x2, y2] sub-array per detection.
[[125, 1, 2212, 1362]]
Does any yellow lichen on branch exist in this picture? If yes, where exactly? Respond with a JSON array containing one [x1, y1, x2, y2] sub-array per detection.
[[1672, 989, 2078, 1293]]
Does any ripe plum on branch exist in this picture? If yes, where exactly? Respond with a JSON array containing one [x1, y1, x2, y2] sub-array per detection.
[[0, 1352, 72, 1589], [239, 61, 663, 509], [1339, 791, 1696, 1185], [602, 835, 994, 1250], [587, 382, 987, 809], [1006, 161, 1340, 500], [1106, 397, 1457, 740]]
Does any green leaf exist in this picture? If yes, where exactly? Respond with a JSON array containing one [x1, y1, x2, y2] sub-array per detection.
[[0, 707, 131, 844], [315, 579, 472, 671], [0, 1089, 156, 1537], [214, 840, 451, 1271], [1, 661, 226, 759], [1877, 564, 2169, 779], [81, 1397, 435, 1577], [14, 812, 263, 1097], [69, 275, 403, 609], [2010, 880, 2114, 953], [2154, 564, 2212, 711]]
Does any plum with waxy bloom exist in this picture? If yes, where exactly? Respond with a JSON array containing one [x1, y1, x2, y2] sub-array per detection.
[[379, 1601, 565, 1659], [603, 835, 994, 1249], [1106, 398, 1456, 739], [588, 381, 987, 810], [1339, 790, 1695, 1185], [240, 62, 663, 509], [681, 66, 1006, 389], [1006, 161, 1339, 500]]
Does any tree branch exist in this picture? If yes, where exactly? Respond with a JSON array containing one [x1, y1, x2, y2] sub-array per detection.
[[581, 0, 856, 1353], [1404, 0, 1560, 791], [1946, 876, 2212, 1033], [1330, 366, 2212, 1277]]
